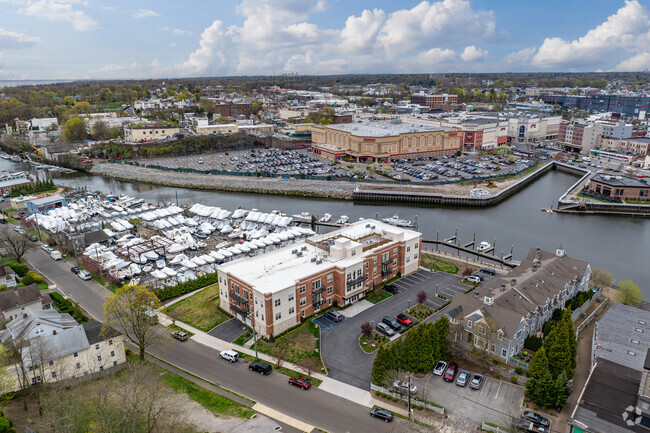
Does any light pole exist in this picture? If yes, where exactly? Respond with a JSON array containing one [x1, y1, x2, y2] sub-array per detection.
[[248, 312, 258, 360], [435, 284, 439, 297]]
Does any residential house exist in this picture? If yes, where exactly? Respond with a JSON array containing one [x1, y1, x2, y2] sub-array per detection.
[[0, 284, 52, 320], [0, 266, 17, 289], [446, 247, 590, 362]]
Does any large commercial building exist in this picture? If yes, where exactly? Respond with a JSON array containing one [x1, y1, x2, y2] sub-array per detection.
[[218, 220, 422, 338], [214, 102, 253, 118], [597, 136, 650, 157], [587, 173, 650, 200], [560, 119, 634, 154], [434, 116, 509, 151], [310, 121, 462, 162], [507, 114, 561, 143], [541, 93, 650, 118], [124, 125, 180, 143]]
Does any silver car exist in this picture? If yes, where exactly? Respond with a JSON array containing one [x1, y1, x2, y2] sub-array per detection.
[[456, 370, 470, 387], [392, 380, 417, 395]]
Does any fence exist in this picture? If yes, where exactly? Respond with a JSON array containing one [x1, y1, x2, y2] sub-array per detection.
[[576, 297, 609, 336], [370, 383, 446, 414], [481, 421, 510, 433], [571, 289, 602, 322]]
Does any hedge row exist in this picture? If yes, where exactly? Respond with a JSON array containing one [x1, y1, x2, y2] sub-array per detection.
[[156, 273, 219, 302], [50, 292, 90, 324]]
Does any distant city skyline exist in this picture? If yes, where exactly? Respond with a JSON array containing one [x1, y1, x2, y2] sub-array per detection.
[[0, 0, 648, 80]]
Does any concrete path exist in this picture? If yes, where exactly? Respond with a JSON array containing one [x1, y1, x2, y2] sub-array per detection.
[[338, 299, 374, 317]]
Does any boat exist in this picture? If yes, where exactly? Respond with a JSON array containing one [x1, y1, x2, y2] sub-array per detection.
[[156, 258, 165, 269], [292, 212, 311, 220], [10, 155, 21, 162], [383, 214, 414, 228], [336, 215, 349, 225], [477, 241, 492, 252], [142, 263, 154, 273], [319, 213, 332, 223]]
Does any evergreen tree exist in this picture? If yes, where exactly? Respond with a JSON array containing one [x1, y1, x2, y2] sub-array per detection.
[[371, 345, 390, 385], [432, 317, 450, 361], [562, 309, 578, 372], [553, 371, 571, 409], [546, 319, 571, 379], [533, 371, 556, 408], [528, 346, 549, 380]]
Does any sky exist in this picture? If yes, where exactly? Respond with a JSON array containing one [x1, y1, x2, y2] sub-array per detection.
[[0, 0, 649, 80]]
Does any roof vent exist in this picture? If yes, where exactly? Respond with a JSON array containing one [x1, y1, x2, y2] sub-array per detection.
[[311, 257, 317, 263], [511, 278, 517, 286]]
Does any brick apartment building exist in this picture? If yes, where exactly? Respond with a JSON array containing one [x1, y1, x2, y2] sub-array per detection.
[[217, 220, 422, 338], [410, 92, 459, 110], [333, 113, 353, 124], [214, 102, 253, 118], [587, 173, 650, 200]]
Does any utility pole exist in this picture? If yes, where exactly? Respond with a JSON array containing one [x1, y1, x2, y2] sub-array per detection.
[[248, 312, 258, 360]]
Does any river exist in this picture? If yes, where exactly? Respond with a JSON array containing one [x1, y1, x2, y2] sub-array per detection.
[[4, 159, 648, 297]]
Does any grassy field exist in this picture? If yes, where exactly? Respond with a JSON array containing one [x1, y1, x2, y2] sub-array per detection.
[[163, 283, 229, 332], [421, 255, 459, 274], [232, 331, 252, 345]]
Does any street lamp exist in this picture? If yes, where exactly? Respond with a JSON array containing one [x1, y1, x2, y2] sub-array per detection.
[[247, 312, 259, 360], [435, 284, 439, 297]]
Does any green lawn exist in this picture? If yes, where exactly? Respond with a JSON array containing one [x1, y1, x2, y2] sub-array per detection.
[[577, 193, 617, 203], [407, 304, 434, 321], [5, 218, 16, 224], [625, 199, 650, 205], [160, 371, 256, 418], [163, 283, 229, 332], [235, 351, 323, 387], [232, 331, 252, 345], [359, 332, 388, 353], [421, 255, 459, 274], [366, 290, 392, 304]]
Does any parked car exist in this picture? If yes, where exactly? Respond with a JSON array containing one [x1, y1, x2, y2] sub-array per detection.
[[470, 272, 484, 281], [369, 407, 393, 423], [382, 316, 402, 332], [396, 313, 412, 326], [521, 411, 550, 428], [49, 251, 62, 261], [249, 361, 272, 375], [469, 373, 484, 390], [219, 350, 239, 363], [480, 267, 496, 275], [78, 270, 92, 280], [392, 380, 417, 395], [456, 370, 470, 387], [28, 235, 37, 242], [70, 267, 81, 275], [443, 362, 458, 382], [41, 245, 53, 252], [376, 322, 395, 337], [171, 330, 188, 341], [288, 377, 311, 390], [433, 360, 447, 376], [383, 284, 398, 294], [324, 310, 344, 322], [465, 275, 481, 284]]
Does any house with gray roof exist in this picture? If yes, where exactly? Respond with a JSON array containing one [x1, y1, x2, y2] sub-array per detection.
[[446, 247, 590, 362], [0, 284, 52, 321]]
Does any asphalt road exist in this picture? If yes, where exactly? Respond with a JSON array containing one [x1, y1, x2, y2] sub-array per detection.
[[19, 238, 403, 433]]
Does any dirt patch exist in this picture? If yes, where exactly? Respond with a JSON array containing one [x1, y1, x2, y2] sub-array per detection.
[[288, 330, 316, 351]]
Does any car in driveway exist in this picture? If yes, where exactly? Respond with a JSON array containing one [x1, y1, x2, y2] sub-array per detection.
[[433, 360, 447, 376], [324, 310, 344, 322], [383, 284, 398, 294], [456, 370, 470, 387], [521, 411, 550, 428], [249, 361, 272, 375], [465, 275, 481, 284], [376, 322, 395, 337], [443, 362, 458, 382], [469, 373, 484, 390], [382, 316, 402, 332], [288, 377, 311, 390], [369, 407, 393, 423], [396, 313, 412, 326], [392, 380, 417, 395]]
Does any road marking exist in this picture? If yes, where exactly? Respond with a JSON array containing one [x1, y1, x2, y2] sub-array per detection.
[[251, 403, 315, 432], [494, 382, 502, 399]]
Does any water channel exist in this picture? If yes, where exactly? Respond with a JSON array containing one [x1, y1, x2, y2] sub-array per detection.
[[3, 159, 648, 297]]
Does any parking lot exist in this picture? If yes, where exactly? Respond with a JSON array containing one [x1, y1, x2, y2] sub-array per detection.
[[417, 371, 525, 426], [320, 269, 499, 389]]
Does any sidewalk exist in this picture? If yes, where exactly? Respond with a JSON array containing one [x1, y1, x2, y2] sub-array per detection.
[[158, 312, 373, 408]]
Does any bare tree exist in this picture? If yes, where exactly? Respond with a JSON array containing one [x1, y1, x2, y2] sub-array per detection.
[[271, 344, 289, 368], [297, 358, 321, 380], [0, 226, 33, 263], [168, 309, 182, 326], [155, 193, 171, 206], [416, 290, 427, 304]]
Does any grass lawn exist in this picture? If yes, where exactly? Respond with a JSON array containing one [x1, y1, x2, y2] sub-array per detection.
[[0, 256, 16, 265], [5, 217, 16, 224], [163, 283, 229, 332], [37, 282, 48, 290], [625, 199, 650, 205], [235, 351, 323, 387], [421, 255, 458, 274], [366, 289, 392, 304], [232, 331, 252, 345], [4, 208, 17, 214], [359, 331, 388, 353], [577, 193, 617, 203]]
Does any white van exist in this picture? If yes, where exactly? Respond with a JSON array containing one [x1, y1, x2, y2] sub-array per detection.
[[49, 251, 62, 260], [219, 350, 239, 363]]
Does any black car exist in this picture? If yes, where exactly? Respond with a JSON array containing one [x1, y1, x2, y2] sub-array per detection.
[[249, 361, 272, 375], [480, 267, 496, 275], [70, 267, 81, 275], [383, 284, 398, 294], [369, 407, 393, 423], [521, 411, 550, 427], [382, 316, 402, 332]]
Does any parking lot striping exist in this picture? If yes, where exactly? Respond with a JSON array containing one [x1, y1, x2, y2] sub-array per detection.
[[494, 382, 502, 399]]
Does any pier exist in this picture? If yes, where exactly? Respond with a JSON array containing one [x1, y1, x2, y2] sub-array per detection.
[[422, 229, 517, 268]]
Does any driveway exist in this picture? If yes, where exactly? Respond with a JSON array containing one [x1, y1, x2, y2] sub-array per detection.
[[209, 318, 249, 343], [417, 372, 525, 426], [320, 269, 488, 389]]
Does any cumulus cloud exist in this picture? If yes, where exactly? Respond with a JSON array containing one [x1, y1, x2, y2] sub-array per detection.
[[19, 0, 98, 31], [615, 52, 650, 71], [339, 9, 386, 54], [133, 9, 161, 19], [460, 45, 487, 61], [0, 28, 40, 47], [180, 20, 227, 75], [531, 0, 650, 69], [173, 29, 192, 36], [504, 47, 536, 64]]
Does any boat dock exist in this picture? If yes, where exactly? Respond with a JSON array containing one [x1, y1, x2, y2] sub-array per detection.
[[422, 229, 517, 268]]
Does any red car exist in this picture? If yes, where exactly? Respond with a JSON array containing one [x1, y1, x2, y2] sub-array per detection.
[[443, 362, 458, 382], [396, 313, 412, 326], [288, 377, 311, 390]]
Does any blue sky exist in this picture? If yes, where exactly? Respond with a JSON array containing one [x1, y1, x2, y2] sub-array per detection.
[[0, 0, 649, 79]]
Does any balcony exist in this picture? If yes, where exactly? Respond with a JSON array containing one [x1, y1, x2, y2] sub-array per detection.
[[381, 267, 393, 277], [230, 292, 249, 304], [312, 299, 326, 309], [231, 304, 248, 318], [346, 275, 368, 287], [313, 286, 325, 295], [382, 258, 392, 265]]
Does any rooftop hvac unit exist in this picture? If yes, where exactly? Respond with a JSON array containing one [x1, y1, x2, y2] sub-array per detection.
[[301, 246, 307, 251], [296, 251, 303, 257], [316, 260, 322, 265], [311, 257, 317, 263]]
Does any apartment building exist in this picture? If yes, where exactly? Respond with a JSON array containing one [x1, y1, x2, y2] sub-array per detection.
[[124, 125, 180, 143], [214, 102, 253, 118], [0, 284, 51, 320], [218, 220, 422, 338], [410, 92, 459, 111]]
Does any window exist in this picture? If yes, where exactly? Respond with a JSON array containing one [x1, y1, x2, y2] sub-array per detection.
[[95, 344, 100, 350], [113, 361, 118, 366], [365, 262, 369, 269], [73, 352, 78, 358], [275, 299, 281, 307], [406, 257, 410, 263], [51, 371, 56, 379], [393, 248, 397, 255], [312, 280, 321, 290], [289, 307, 295, 314], [108, 339, 113, 346], [275, 312, 281, 320], [97, 355, 102, 362], [467, 320, 473, 329], [299, 285, 306, 294], [76, 363, 81, 369], [373, 267, 377, 275], [288, 293, 294, 302], [327, 274, 333, 283], [373, 257, 377, 263], [99, 366, 104, 371], [110, 351, 115, 357], [300, 297, 306, 306], [406, 246, 411, 252], [414, 244, 418, 250], [327, 286, 333, 294], [301, 311, 305, 318], [328, 299, 332, 305], [48, 360, 54, 366]]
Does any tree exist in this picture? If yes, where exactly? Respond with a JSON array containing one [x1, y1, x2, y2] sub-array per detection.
[[382, 166, 394, 176], [527, 346, 548, 380], [616, 280, 643, 307], [168, 309, 182, 326], [591, 268, 615, 290], [0, 226, 33, 263], [271, 344, 289, 368], [297, 358, 320, 380], [532, 371, 556, 408], [103, 285, 167, 361], [416, 290, 427, 304], [62, 117, 87, 142], [92, 120, 111, 141], [361, 322, 373, 337], [553, 371, 571, 409]]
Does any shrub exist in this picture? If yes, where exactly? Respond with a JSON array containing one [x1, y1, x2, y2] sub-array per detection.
[[20, 274, 35, 285], [7, 263, 28, 277], [392, 397, 398, 402], [26, 271, 44, 284], [524, 335, 543, 352], [417, 405, 424, 410], [375, 391, 380, 396], [156, 273, 219, 301], [511, 376, 517, 384], [515, 367, 523, 375]]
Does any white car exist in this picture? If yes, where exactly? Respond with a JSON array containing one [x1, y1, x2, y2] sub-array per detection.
[[78, 270, 92, 280], [433, 360, 448, 376], [392, 380, 417, 395], [41, 244, 53, 252], [466, 275, 481, 284]]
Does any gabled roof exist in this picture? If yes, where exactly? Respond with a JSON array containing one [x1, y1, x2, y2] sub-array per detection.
[[4, 309, 78, 341], [0, 284, 44, 312], [83, 321, 120, 345], [445, 292, 524, 339]]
